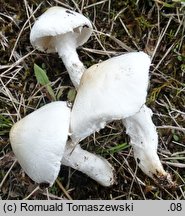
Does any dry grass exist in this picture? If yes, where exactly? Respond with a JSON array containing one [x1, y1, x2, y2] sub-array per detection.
[[0, 0, 185, 200]]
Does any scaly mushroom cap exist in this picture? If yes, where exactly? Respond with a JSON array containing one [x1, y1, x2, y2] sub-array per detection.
[[10, 101, 70, 186], [70, 52, 151, 143], [30, 6, 92, 52]]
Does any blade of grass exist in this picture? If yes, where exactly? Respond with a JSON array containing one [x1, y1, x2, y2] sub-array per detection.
[[97, 143, 130, 156], [0, 115, 12, 135], [34, 64, 56, 101]]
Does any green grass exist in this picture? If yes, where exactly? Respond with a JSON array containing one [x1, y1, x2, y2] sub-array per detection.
[[34, 63, 56, 101], [97, 143, 130, 156], [0, 115, 12, 136]]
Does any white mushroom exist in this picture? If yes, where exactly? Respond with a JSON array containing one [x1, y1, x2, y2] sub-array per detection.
[[71, 52, 150, 143], [10, 102, 115, 187], [62, 142, 115, 187], [70, 51, 174, 187], [123, 105, 173, 186], [30, 6, 92, 88], [10, 101, 70, 186]]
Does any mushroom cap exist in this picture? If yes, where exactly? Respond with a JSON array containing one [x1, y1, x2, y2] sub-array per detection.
[[70, 52, 151, 143], [10, 101, 71, 186], [30, 6, 92, 52]]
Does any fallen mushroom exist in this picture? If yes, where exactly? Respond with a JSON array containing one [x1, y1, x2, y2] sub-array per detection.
[[10, 101, 70, 186], [10, 102, 114, 187], [70, 51, 174, 187], [71, 52, 150, 143], [30, 6, 92, 88], [62, 142, 115, 187]]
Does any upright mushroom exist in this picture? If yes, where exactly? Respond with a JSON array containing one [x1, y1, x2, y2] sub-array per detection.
[[10, 102, 114, 187], [30, 6, 92, 88], [70, 51, 174, 187]]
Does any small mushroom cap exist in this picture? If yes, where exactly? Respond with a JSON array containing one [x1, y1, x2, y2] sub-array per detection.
[[10, 101, 71, 186], [30, 6, 92, 52], [70, 52, 151, 143]]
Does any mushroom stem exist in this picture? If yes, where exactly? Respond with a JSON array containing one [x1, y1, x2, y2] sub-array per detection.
[[123, 105, 174, 187], [55, 33, 85, 88], [62, 142, 115, 187]]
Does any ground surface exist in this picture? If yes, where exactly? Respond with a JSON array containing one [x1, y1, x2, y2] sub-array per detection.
[[0, 0, 185, 200]]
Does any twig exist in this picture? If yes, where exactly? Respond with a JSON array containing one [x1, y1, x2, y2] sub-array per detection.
[[0, 159, 17, 189], [56, 179, 73, 200], [157, 125, 185, 133], [23, 186, 40, 200], [151, 16, 173, 61], [9, 3, 42, 61], [83, 0, 109, 9]]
